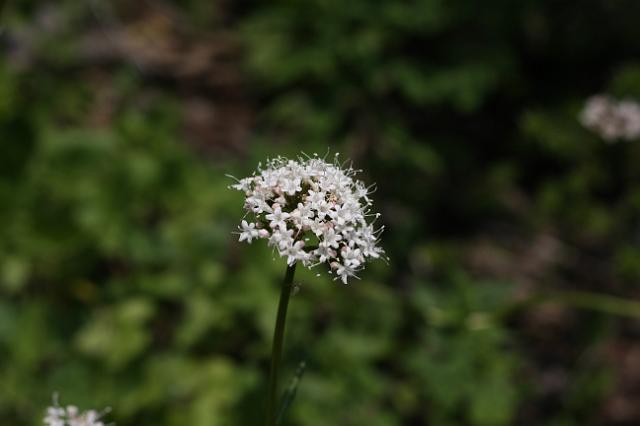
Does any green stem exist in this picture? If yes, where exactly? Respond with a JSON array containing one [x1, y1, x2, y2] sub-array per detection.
[[265, 263, 297, 426], [495, 290, 640, 321]]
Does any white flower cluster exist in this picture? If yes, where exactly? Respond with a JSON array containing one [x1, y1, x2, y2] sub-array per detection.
[[580, 95, 640, 142], [44, 400, 109, 426], [230, 154, 386, 284]]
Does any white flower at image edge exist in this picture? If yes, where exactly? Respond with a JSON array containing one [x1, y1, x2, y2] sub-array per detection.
[[229, 153, 386, 284], [580, 95, 640, 141], [44, 395, 110, 426]]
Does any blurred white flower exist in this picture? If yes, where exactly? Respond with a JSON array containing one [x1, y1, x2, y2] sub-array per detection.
[[43, 395, 110, 426], [230, 153, 386, 283], [580, 95, 640, 141]]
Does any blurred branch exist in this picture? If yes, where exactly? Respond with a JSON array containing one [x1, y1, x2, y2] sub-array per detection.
[[554, 290, 640, 318], [498, 290, 640, 320]]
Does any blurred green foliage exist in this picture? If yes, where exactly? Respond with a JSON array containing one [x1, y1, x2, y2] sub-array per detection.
[[2, 0, 640, 425]]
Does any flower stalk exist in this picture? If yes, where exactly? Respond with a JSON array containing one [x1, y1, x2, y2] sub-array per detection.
[[265, 263, 297, 426], [230, 153, 385, 424]]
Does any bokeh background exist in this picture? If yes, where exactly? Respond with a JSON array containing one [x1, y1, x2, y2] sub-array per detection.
[[2, 1, 640, 425]]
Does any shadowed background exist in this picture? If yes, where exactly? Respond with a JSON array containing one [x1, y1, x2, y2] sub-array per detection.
[[2, 1, 640, 425]]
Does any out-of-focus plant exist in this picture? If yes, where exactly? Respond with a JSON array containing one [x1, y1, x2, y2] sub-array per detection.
[[0, 78, 257, 424], [580, 95, 640, 141]]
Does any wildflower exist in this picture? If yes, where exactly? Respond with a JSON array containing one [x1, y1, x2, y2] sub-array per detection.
[[238, 220, 260, 243], [230, 153, 386, 283], [282, 240, 309, 266], [580, 95, 640, 141], [43, 395, 110, 426], [266, 206, 290, 230]]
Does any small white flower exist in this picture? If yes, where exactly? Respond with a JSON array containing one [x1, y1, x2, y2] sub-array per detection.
[[268, 228, 294, 251], [265, 206, 290, 229], [238, 220, 260, 243], [581, 95, 640, 142], [321, 227, 342, 248], [307, 190, 325, 205], [282, 177, 302, 195], [246, 195, 271, 214], [329, 205, 354, 228], [230, 153, 386, 283], [331, 261, 357, 284], [43, 395, 109, 426], [315, 243, 336, 263], [341, 246, 363, 269], [281, 240, 308, 266], [290, 202, 315, 229]]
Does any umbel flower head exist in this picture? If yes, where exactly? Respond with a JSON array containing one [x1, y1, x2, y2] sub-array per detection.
[[43, 394, 110, 426], [580, 95, 640, 141], [230, 153, 386, 284]]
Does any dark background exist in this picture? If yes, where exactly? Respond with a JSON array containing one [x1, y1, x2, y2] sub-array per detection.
[[2, 1, 640, 425]]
